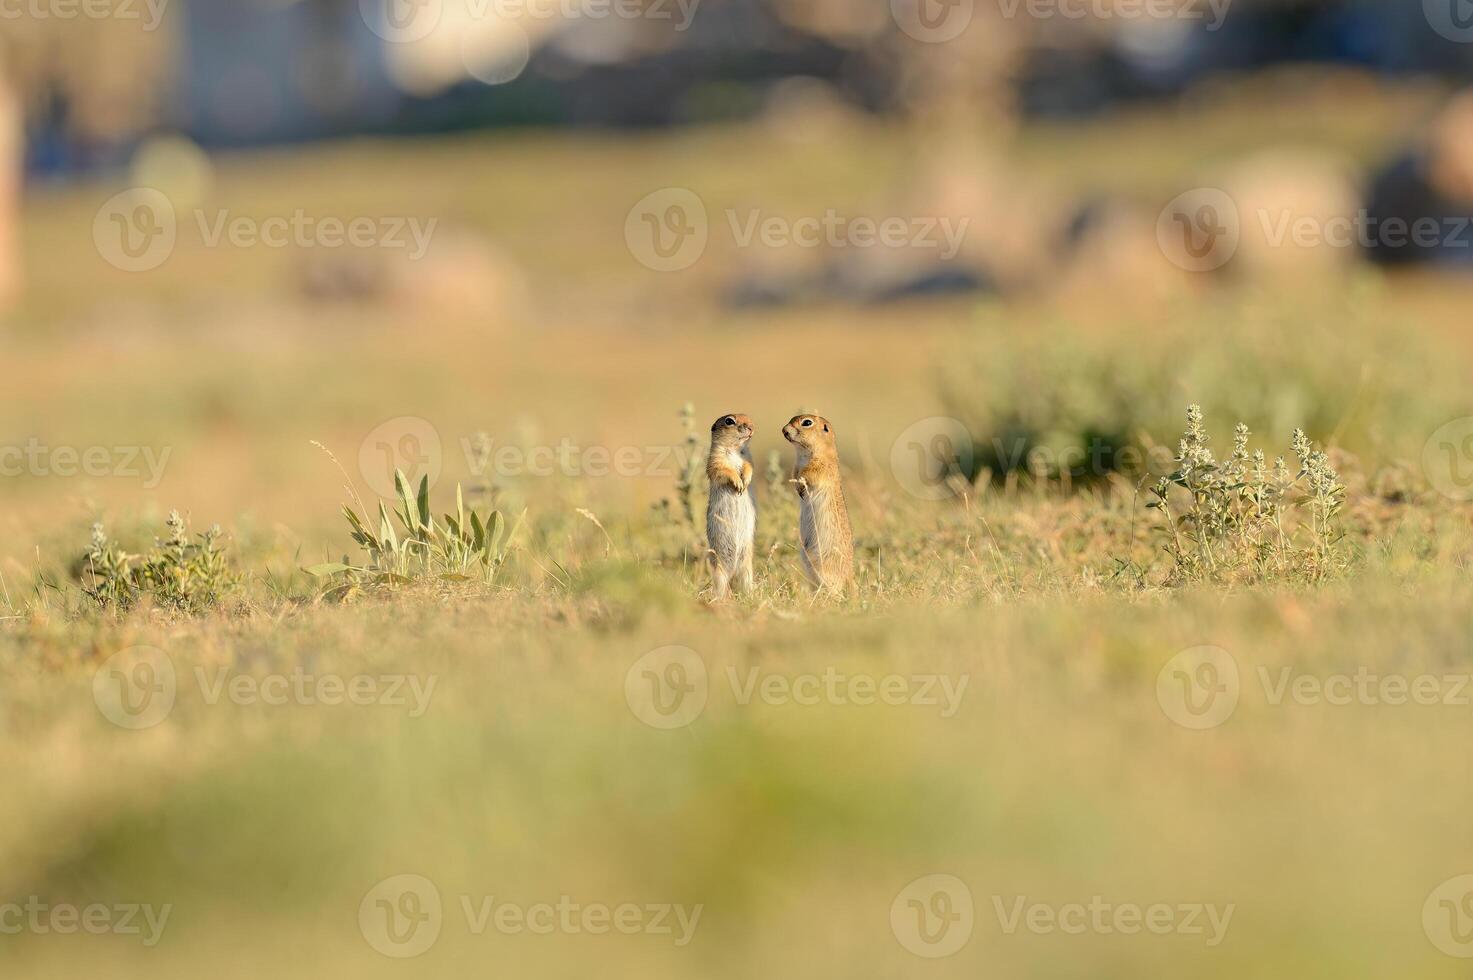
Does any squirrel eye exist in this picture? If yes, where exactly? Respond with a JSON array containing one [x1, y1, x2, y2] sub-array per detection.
[[801, 419, 814, 427], [725, 417, 736, 426]]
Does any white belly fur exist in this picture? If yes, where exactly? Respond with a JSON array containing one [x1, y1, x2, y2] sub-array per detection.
[[798, 487, 827, 585], [707, 483, 756, 568]]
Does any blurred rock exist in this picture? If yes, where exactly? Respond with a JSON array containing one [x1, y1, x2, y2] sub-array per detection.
[[398, 230, 531, 319], [719, 141, 1067, 308], [299, 252, 387, 305], [1365, 91, 1473, 268], [1056, 197, 1190, 301], [1057, 149, 1359, 296], [1220, 148, 1361, 280], [723, 250, 990, 309], [1429, 93, 1473, 206], [759, 77, 865, 145], [297, 229, 529, 320], [823, 247, 991, 305], [911, 147, 1065, 292]]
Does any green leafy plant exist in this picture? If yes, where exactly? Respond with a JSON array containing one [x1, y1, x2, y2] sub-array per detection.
[[83, 511, 240, 614], [308, 470, 520, 599], [1146, 405, 1347, 584]]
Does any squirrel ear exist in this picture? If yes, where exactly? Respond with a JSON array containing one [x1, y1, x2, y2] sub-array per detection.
[[823, 423, 829, 433]]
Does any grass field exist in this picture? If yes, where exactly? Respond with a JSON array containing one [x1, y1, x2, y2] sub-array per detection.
[[3, 80, 1473, 977]]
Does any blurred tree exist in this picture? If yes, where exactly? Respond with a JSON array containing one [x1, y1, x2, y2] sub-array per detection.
[[0, 64, 19, 309], [0, 16, 174, 307]]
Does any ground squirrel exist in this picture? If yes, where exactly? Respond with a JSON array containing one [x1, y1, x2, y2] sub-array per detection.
[[782, 413, 854, 595], [705, 413, 757, 600]]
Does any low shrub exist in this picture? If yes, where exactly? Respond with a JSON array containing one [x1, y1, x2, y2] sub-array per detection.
[[1143, 405, 1348, 585], [307, 470, 520, 600], [82, 511, 241, 614]]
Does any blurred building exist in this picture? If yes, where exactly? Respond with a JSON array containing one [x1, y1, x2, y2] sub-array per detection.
[[19, 0, 1473, 169], [181, 0, 403, 146]]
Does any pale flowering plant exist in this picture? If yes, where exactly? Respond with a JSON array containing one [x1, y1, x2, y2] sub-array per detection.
[[1146, 405, 1347, 584]]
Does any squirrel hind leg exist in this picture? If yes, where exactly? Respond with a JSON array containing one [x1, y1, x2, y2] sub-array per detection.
[[737, 549, 755, 594], [798, 546, 821, 591], [709, 554, 733, 602]]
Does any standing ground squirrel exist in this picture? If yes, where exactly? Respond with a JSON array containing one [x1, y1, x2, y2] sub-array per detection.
[[705, 413, 756, 600], [782, 413, 854, 595]]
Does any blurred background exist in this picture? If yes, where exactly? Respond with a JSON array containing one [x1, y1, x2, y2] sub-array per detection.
[[6, 2, 1473, 522], [4, 1, 1473, 588]]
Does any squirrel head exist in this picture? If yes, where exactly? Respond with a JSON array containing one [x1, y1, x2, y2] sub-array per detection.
[[711, 413, 754, 448], [782, 414, 835, 454]]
